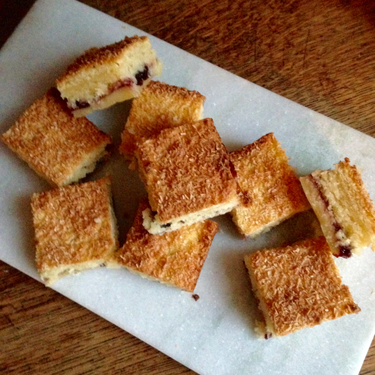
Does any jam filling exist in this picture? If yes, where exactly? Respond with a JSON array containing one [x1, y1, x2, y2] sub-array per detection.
[[69, 65, 150, 110], [73, 100, 90, 109], [308, 175, 352, 258], [338, 245, 352, 258], [160, 219, 186, 229], [108, 77, 133, 92], [135, 66, 149, 86]]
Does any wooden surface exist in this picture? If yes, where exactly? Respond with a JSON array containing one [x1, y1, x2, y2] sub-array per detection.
[[1, 0, 375, 373]]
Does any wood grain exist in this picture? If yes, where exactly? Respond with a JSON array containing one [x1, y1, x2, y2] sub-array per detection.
[[1, 0, 375, 374]]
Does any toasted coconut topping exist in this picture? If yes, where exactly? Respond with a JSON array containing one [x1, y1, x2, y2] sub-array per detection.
[[1, 88, 111, 186], [230, 133, 310, 237], [119, 81, 205, 156], [113, 201, 219, 292], [136, 118, 238, 223], [31, 177, 118, 285], [245, 236, 360, 337], [56, 36, 149, 81]]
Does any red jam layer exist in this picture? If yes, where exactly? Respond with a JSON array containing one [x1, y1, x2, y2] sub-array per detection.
[[66, 65, 150, 110], [308, 175, 352, 258]]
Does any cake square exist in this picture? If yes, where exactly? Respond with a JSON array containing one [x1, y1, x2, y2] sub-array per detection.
[[136, 118, 239, 234], [119, 80, 205, 159], [31, 177, 118, 285], [300, 158, 375, 257], [56, 35, 162, 117], [230, 133, 310, 237], [1, 88, 111, 187], [114, 201, 219, 292], [244, 236, 360, 338]]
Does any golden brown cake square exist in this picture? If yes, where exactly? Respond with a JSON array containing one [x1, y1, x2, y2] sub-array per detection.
[[56, 35, 162, 117], [1, 88, 111, 187], [114, 201, 219, 292], [300, 158, 375, 257], [244, 236, 360, 338], [136, 118, 239, 234], [119, 81, 205, 158], [230, 133, 310, 237], [31, 177, 118, 285]]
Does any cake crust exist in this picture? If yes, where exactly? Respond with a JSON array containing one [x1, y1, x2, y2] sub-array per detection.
[[136, 118, 239, 233], [57, 36, 149, 80], [31, 177, 118, 285], [300, 158, 375, 257], [114, 201, 219, 292], [1, 88, 111, 186], [56, 36, 162, 116], [244, 236, 360, 338], [119, 81, 205, 157], [230, 133, 310, 237]]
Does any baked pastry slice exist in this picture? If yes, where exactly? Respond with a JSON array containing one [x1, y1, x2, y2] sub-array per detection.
[[31, 177, 118, 285], [136, 118, 239, 234], [1, 88, 111, 187], [119, 81, 205, 158], [230, 133, 310, 237], [300, 158, 375, 257], [114, 201, 219, 292], [56, 35, 162, 117], [244, 236, 360, 338]]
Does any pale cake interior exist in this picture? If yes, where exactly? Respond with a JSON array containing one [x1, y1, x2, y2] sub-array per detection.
[[71, 85, 143, 118], [1, 88, 111, 187], [31, 177, 118, 285], [142, 199, 238, 235], [300, 158, 375, 257], [136, 118, 239, 234], [56, 36, 162, 116], [244, 237, 360, 338], [113, 201, 219, 292], [230, 133, 311, 237]]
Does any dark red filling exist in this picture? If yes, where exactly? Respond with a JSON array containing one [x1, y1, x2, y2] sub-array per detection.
[[108, 77, 133, 92], [338, 245, 352, 258], [135, 66, 149, 85], [67, 65, 150, 110], [73, 100, 90, 109], [332, 222, 352, 258], [308, 176, 352, 258]]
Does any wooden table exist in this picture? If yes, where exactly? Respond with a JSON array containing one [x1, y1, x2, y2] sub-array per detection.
[[1, 0, 375, 373]]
